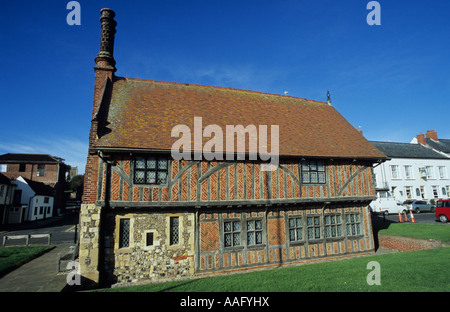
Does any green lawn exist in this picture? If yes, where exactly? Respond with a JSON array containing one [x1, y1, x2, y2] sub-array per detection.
[[0, 246, 53, 277], [376, 223, 450, 243], [99, 247, 450, 292]]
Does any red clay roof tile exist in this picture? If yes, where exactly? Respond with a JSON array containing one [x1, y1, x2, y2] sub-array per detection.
[[94, 77, 386, 159]]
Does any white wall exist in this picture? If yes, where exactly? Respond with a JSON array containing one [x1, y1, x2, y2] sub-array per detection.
[[374, 157, 450, 203]]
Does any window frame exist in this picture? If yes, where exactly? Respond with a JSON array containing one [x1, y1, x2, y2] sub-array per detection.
[[307, 215, 322, 240], [133, 156, 169, 185], [119, 218, 130, 249], [288, 217, 304, 243], [301, 160, 326, 184], [169, 216, 179, 246], [224, 220, 241, 248], [246, 219, 263, 246], [324, 214, 342, 239], [345, 213, 362, 237]]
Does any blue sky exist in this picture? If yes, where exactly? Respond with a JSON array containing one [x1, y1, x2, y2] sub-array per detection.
[[1, 0, 450, 174]]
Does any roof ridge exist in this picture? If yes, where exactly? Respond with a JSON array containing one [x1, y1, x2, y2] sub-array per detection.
[[118, 76, 327, 104]]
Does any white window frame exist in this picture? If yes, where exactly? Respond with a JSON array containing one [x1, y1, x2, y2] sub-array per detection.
[[404, 165, 413, 179], [390, 165, 401, 179], [438, 166, 448, 179], [426, 166, 435, 179]]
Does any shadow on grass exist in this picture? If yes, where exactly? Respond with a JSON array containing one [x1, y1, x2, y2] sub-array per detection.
[[371, 214, 396, 250]]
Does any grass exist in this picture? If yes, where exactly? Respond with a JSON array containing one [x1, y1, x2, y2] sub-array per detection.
[[0, 246, 53, 277], [376, 223, 450, 243], [98, 247, 450, 292]]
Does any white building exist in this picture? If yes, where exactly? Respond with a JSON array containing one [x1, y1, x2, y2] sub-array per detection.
[[10, 176, 55, 223], [371, 141, 450, 204]]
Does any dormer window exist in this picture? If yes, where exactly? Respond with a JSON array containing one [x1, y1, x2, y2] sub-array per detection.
[[134, 156, 168, 185]]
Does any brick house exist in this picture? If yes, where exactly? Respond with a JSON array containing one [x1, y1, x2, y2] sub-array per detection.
[[80, 9, 387, 287], [0, 173, 16, 225], [0, 153, 69, 217]]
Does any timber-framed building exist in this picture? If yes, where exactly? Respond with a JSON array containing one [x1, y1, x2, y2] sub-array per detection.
[[80, 9, 387, 287]]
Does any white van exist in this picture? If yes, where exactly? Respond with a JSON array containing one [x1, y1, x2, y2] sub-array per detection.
[[370, 191, 406, 216]]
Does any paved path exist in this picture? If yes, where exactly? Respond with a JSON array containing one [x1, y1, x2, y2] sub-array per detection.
[[0, 242, 75, 292]]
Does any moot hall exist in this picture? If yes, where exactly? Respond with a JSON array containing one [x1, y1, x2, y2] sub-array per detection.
[[80, 8, 387, 287]]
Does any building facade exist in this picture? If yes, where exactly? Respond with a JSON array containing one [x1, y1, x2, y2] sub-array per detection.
[[0, 173, 16, 225], [371, 141, 450, 203], [0, 153, 69, 216], [80, 9, 387, 287]]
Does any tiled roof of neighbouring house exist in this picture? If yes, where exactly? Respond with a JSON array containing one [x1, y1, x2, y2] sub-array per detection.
[[94, 77, 387, 160], [0, 153, 61, 163], [370, 141, 450, 159]]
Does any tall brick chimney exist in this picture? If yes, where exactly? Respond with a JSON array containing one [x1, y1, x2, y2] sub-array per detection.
[[95, 8, 117, 71], [416, 133, 426, 145], [426, 129, 438, 141], [80, 9, 118, 287]]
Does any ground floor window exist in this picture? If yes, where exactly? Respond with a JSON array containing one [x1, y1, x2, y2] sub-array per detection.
[[346, 213, 361, 236], [119, 218, 130, 248], [324, 214, 342, 238], [288, 217, 303, 242], [224, 221, 241, 247], [170, 216, 179, 245], [307, 216, 321, 240], [247, 220, 263, 246]]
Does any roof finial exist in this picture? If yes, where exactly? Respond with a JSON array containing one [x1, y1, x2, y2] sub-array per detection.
[[326, 90, 331, 105]]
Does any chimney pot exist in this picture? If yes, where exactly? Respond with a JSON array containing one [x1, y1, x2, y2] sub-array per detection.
[[425, 129, 438, 141], [416, 133, 426, 145]]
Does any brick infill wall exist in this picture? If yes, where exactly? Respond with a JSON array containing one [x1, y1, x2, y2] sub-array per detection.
[[378, 234, 442, 252]]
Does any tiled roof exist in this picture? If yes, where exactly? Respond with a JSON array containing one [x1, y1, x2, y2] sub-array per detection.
[[94, 77, 386, 159], [22, 177, 54, 196], [0, 173, 11, 185], [424, 138, 450, 154], [0, 153, 60, 163], [370, 141, 450, 159]]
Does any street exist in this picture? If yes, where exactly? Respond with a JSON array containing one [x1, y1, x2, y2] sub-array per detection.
[[0, 213, 79, 246], [372, 210, 449, 225]]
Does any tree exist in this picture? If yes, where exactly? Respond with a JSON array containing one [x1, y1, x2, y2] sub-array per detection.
[[69, 175, 84, 200]]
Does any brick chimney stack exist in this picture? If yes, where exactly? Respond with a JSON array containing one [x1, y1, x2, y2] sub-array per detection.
[[426, 129, 438, 141], [416, 133, 426, 145], [95, 8, 117, 71]]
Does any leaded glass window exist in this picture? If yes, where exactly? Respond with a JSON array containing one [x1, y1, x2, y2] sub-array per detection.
[[346, 213, 361, 236], [307, 216, 321, 240], [301, 160, 326, 184], [170, 217, 179, 245], [247, 220, 263, 246], [119, 218, 130, 248], [288, 217, 303, 242], [134, 156, 169, 185], [324, 214, 342, 238], [224, 221, 240, 247]]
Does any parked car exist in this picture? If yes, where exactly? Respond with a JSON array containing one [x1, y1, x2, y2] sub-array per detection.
[[402, 199, 435, 213], [370, 197, 406, 216], [435, 199, 450, 223]]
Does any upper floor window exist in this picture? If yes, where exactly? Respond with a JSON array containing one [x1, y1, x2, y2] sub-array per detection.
[[301, 160, 326, 184], [19, 163, 26, 172], [134, 156, 168, 185], [438, 166, 448, 179], [390, 165, 400, 179], [426, 166, 435, 179], [37, 164, 45, 177], [404, 165, 413, 179], [0, 164, 7, 173]]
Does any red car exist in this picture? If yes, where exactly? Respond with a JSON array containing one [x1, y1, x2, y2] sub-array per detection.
[[435, 199, 450, 223]]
